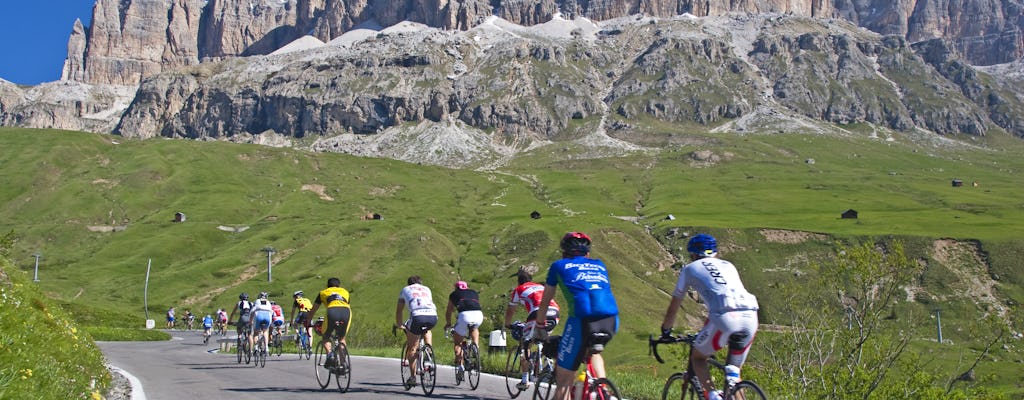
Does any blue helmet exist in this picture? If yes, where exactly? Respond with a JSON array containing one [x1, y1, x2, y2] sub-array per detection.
[[687, 234, 718, 257]]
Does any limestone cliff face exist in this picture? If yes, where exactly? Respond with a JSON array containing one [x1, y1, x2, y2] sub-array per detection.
[[57, 0, 1024, 86]]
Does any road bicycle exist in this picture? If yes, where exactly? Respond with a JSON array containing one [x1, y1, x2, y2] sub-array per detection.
[[216, 320, 228, 337], [230, 323, 252, 365], [295, 323, 312, 360], [203, 326, 213, 345], [650, 334, 767, 400], [313, 318, 351, 392], [505, 321, 555, 398], [534, 331, 621, 400], [252, 328, 268, 368], [184, 315, 195, 331], [446, 323, 481, 390], [269, 325, 284, 357], [396, 325, 437, 396]]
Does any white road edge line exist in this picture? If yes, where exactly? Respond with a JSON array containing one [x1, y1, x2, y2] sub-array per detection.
[[108, 365, 146, 400]]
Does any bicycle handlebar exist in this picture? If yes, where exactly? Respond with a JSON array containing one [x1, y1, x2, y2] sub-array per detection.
[[648, 333, 697, 364]]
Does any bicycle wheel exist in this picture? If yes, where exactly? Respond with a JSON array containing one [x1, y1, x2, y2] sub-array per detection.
[[335, 342, 351, 393], [401, 347, 414, 391], [466, 342, 481, 390], [591, 378, 623, 400], [258, 339, 267, 368], [729, 380, 767, 400], [420, 344, 437, 396], [274, 334, 283, 356], [505, 344, 525, 398], [662, 372, 699, 400], [532, 371, 555, 400], [236, 338, 243, 364], [314, 341, 331, 389]]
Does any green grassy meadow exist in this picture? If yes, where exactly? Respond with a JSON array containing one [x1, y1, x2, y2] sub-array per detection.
[[2, 126, 1023, 398]]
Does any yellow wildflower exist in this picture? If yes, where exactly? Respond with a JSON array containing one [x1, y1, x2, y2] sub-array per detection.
[[90, 390, 104, 400]]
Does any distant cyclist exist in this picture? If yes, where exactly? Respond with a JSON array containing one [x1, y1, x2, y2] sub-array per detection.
[[270, 301, 285, 337], [443, 280, 484, 378], [216, 308, 229, 334], [289, 290, 314, 344], [250, 292, 275, 355], [228, 293, 254, 351], [306, 278, 352, 366], [504, 268, 560, 390], [202, 314, 214, 340], [395, 275, 437, 387], [659, 234, 759, 400], [536, 231, 619, 400], [166, 307, 176, 329]]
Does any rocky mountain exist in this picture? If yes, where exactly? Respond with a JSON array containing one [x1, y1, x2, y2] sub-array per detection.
[[2, 0, 1024, 168]]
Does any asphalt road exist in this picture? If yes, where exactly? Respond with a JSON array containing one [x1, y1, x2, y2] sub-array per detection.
[[98, 330, 524, 400]]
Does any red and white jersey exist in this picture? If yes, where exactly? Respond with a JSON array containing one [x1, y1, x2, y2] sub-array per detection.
[[509, 282, 559, 314], [271, 304, 284, 323]]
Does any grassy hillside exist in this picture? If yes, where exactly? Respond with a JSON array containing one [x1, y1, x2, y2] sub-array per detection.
[[2, 127, 1023, 397]]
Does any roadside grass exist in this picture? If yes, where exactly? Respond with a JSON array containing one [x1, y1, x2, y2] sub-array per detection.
[[0, 263, 109, 400], [3, 127, 1024, 397]]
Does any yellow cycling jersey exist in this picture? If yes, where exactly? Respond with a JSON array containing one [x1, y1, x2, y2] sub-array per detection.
[[294, 297, 313, 312], [317, 287, 351, 308]]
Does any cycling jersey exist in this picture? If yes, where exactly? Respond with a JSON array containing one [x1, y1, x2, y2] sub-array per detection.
[[546, 255, 618, 319], [510, 281, 559, 316], [673, 257, 759, 314], [294, 297, 313, 312], [217, 310, 228, 322], [316, 287, 351, 308], [448, 288, 482, 312], [202, 316, 214, 329], [271, 304, 285, 325], [399, 283, 437, 317], [251, 299, 274, 330]]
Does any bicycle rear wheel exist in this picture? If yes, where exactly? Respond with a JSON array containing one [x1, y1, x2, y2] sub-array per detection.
[[662, 372, 699, 400], [314, 341, 330, 389], [420, 344, 437, 396], [591, 378, 622, 400], [505, 344, 525, 398], [729, 380, 767, 400], [466, 342, 481, 390], [236, 338, 243, 364], [334, 342, 351, 393], [257, 339, 267, 368]]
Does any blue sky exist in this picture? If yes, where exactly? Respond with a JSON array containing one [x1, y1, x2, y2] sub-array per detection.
[[0, 1, 95, 85]]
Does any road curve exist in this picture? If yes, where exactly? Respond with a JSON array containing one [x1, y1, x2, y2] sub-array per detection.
[[98, 330, 523, 400]]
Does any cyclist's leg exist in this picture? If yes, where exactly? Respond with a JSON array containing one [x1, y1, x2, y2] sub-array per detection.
[[554, 316, 588, 400], [583, 316, 617, 379]]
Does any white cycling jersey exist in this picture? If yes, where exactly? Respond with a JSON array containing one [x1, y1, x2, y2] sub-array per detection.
[[673, 257, 759, 315], [399, 283, 437, 317], [250, 298, 274, 318]]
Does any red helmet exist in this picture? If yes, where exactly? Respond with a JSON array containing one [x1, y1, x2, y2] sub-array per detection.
[[560, 231, 592, 256]]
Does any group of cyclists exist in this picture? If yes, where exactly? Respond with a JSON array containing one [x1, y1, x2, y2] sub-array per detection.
[[209, 231, 759, 400]]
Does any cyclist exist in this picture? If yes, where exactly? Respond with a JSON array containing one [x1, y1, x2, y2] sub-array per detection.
[[270, 301, 285, 339], [395, 275, 437, 387], [306, 278, 352, 366], [659, 234, 759, 400], [504, 268, 561, 390], [250, 292, 275, 355], [443, 280, 484, 379], [216, 308, 229, 334], [228, 293, 254, 351], [202, 313, 214, 341], [535, 231, 619, 400], [183, 310, 195, 330], [289, 290, 314, 346], [166, 307, 175, 329]]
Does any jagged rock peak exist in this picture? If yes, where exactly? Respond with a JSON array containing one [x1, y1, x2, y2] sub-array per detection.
[[61, 0, 1024, 86]]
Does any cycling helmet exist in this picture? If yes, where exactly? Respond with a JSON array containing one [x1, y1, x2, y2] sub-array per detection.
[[239, 292, 249, 301], [687, 234, 718, 257], [258, 291, 268, 299], [293, 290, 303, 297], [560, 231, 592, 256]]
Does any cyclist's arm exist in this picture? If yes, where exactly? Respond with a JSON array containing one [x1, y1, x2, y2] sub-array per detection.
[[503, 302, 517, 327], [395, 299, 406, 327], [444, 300, 455, 328], [660, 295, 685, 333]]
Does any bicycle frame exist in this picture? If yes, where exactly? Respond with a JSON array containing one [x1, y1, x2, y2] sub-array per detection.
[[649, 334, 767, 400]]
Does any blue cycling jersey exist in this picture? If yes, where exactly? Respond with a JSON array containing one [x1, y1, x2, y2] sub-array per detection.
[[545, 256, 619, 319]]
